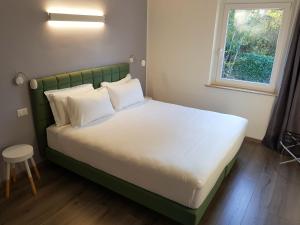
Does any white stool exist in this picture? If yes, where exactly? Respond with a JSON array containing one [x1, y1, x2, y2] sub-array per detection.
[[2, 144, 40, 199]]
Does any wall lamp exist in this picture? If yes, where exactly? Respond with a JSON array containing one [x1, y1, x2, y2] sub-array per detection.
[[47, 9, 105, 28], [15, 72, 38, 89], [48, 13, 105, 23]]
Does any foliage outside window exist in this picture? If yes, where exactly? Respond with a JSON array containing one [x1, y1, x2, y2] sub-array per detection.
[[222, 9, 283, 84], [211, 3, 292, 93]]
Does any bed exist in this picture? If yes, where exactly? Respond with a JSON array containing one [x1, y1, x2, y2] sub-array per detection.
[[30, 63, 248, 225]]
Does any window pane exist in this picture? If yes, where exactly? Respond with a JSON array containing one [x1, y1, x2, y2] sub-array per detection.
[[221, 8, 283, 83]]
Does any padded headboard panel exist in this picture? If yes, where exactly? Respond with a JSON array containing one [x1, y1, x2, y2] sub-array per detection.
[[30, 63, 129, 155]]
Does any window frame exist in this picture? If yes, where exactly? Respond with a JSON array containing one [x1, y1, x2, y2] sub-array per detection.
[[210, 2, 292, 93]]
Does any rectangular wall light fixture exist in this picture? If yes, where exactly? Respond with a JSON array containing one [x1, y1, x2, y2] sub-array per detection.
[[48, 13, 105, 23]]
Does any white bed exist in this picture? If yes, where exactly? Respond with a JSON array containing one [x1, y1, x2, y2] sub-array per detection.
[[47, 99, 247, 209]]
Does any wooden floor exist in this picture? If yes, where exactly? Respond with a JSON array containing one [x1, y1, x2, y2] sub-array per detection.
[[1, 140, 300, 225]]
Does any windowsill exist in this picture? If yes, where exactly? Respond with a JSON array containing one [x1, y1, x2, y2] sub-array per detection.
[[205, 84, 277, 96]]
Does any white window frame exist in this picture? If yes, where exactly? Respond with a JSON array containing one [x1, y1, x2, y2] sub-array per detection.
[[210, 1, 292, 94]]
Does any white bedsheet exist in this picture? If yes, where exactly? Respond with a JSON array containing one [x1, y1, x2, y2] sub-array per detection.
[[47, 100, 247, 208]]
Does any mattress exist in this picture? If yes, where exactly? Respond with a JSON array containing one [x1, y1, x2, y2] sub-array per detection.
[[47, 100, 248, 209]]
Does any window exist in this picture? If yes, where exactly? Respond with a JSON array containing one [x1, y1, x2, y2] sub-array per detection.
[[210, 2, 292, 93]]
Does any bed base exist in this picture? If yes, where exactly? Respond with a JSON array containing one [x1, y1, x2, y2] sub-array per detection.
[[30, 63, 238, 224], [45, 147, 237, 225]]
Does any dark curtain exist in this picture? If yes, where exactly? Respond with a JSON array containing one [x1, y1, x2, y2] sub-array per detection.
[[263, 11, 300, 151]]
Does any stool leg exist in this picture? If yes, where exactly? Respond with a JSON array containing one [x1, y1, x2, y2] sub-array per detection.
[[11, 163, 16, 183], [30, 158, 40, 180], [5, 163, 10, 199], [24, 160, 37, 195]]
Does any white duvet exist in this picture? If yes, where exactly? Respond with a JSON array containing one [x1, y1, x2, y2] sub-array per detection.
[[47, 100, 248, 209]]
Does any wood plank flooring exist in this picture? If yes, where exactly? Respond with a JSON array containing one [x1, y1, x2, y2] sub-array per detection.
[[1, 140, 300, 225]]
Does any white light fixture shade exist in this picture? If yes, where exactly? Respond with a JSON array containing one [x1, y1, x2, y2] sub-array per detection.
[[15, 72, 25, 86], [48, 13, 105, 23], [141, 60, 146, 67], [129, 55, 135, 64], [30, 79, 38, 90], [15, 76, 24, 86]]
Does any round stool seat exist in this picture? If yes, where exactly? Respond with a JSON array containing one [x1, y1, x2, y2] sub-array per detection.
[[2, 144, 33, 163]]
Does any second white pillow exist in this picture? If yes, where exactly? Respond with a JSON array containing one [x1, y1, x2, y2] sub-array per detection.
[[67, 88, 115, 127], [107, 78, 144, 110]]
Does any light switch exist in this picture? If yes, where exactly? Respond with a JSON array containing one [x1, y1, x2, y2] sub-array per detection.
[[17, 108, 28, 118]]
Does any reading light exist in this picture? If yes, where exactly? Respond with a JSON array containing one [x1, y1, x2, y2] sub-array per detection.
[[15, 72, 26, 86], [14, 72, 38, 89], [129, 55, 135, 64], [141, 59, 146, 67]]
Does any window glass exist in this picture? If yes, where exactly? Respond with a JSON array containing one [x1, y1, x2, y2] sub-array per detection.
[[221, 8, 283, 84]]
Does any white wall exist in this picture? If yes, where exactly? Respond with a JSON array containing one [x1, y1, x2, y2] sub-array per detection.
[[146, 0, 277, 140]]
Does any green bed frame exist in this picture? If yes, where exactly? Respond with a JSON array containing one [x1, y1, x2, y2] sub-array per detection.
[[30, 63, 238, 225]]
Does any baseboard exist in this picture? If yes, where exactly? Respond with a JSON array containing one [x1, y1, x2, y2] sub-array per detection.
[[245, 136, 262, 144]]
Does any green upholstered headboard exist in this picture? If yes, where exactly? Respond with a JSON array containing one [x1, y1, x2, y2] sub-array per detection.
[[30, 63, 129, 155]]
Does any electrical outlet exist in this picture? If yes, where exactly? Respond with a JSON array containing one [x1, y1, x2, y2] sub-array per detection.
[[17, 108, 28, 118]]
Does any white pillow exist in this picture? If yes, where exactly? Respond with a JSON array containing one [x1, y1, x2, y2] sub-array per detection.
[[101, 74, 131, 87], [107, 78, 144, 110], [45, 84, 94, 126], [67, 88, 115, 127]]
